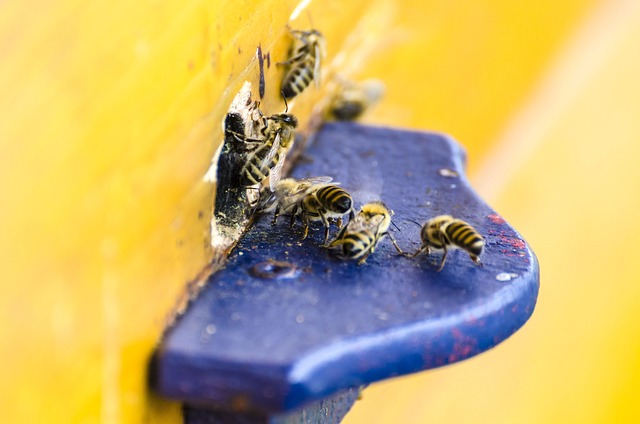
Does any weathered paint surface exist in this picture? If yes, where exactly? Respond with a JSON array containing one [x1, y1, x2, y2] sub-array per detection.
[[0, 0, 612, 422]]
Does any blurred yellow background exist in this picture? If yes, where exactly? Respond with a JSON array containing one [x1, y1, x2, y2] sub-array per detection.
[[1, 0, 639, 422]]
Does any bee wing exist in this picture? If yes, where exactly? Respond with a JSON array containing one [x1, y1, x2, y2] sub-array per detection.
[[269, 156, 286, 192], [313, 43, 322, 88], [256, 189, 278, 213], [294, 176, 334, 191], [349, 170, 384, 205], [267, 133, 284, 192], [344, 213, 369, 232], [369, 213, 386, 232], [286, 181, 323, 199], [361, 79, 386, 104]]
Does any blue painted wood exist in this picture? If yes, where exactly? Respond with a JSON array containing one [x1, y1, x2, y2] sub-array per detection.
[[152, 122, 539, 417]]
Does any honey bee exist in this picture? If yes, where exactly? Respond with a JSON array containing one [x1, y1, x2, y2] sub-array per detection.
[[280, 28, 325, 99], [328, 201, 402, 264], [326, 77, 385, 121], [257, 176, 334, 224], [406, 215, 484, 271], [230, 101, 298, 191], [294, 183, 355, 244]]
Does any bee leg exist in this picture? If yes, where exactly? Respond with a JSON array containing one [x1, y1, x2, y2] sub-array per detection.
[[301, 212, 311, 239], [328, 224, 347, 248], [386, 232, 405, 255], [289, 204, 299, 228], [287, 27, 307, 40], [224, 129, 247, 147], [314, 208, 330, 245], [272, 206, 281, 225], [327, 237, 341, 248], [407, 244, 430, 258], [276, 56, 300, 66], [323, 227, 331, 245], [228, 132, 265, 149], [258, 114, 269, 137], [436, 247, 449, 272]]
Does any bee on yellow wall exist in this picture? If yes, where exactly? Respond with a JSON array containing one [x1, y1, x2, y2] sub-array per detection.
[[226, 100, 297, 192], [280, 28, 325, 99], [325, 77, 385, 121]]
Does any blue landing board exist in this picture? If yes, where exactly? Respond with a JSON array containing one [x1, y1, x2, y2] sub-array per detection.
[[153, 122, 539, 415]]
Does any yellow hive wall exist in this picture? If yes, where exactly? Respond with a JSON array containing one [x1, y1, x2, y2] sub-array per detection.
[[347, 1, 640, 423], [4, 0, 640, 423]]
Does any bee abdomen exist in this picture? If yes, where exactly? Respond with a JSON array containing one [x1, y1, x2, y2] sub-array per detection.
[[447, 221, 484, 255], [282, 61, 315, 99], [240, 147, 271, 186], [340, 231, 375, 259], [330, 101, 365, 121], [316, 185, 352, 213], [240, 161, 269, 186]]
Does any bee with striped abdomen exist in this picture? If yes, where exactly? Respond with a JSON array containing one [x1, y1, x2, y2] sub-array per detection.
[[328, 201, 402, 264], [232, 102, 298, 192], [257, 176, 333, 225], [279, 28, 325, 99], [294, 182, 355, 244], [406, 215, 484, 271]]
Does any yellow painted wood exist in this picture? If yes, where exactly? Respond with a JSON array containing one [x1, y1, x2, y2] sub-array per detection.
[[360, 0, 600, 175], [0, 0, 389, 422], [346, 0, 640, 423], [1, 0, 620, 422]]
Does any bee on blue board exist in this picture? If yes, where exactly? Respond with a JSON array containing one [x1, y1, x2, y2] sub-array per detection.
[[227, 98, 298, 192], [405, 215, 485, 271], [328, 201, 402, 264], [279, 28, 325, 99], [257, 176, 334, 225], [293, 181, 355, 244]]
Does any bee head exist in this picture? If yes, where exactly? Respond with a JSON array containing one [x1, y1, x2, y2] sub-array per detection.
[[271, 113, 298, 128], [359, 201, 391, 219], [428, 215, 453, 231]]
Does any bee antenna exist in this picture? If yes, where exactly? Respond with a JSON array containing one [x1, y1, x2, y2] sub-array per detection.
[[391, 220, 402, 232], [306, 8, 315, 28], [404, 218, 422, 228], [281, 91, 289, 113]]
